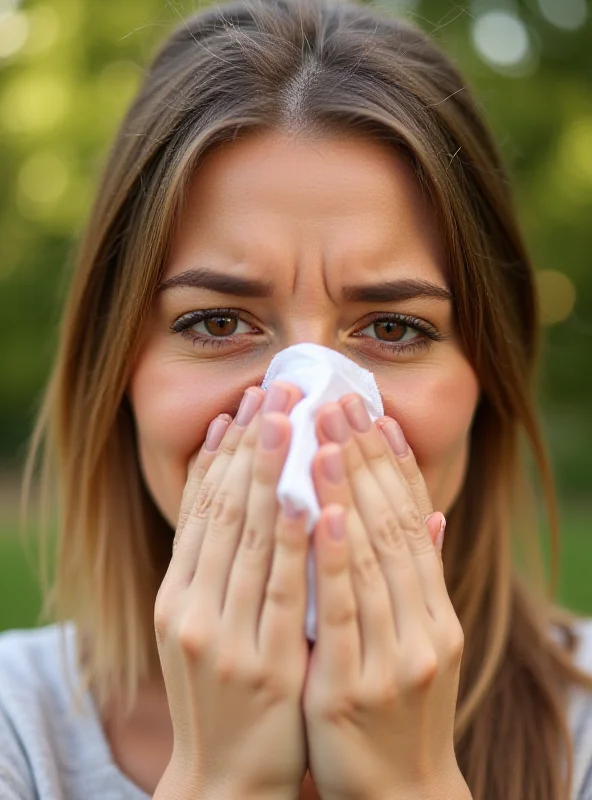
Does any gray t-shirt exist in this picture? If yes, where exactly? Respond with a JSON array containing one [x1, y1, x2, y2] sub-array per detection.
[[1, 619, 592, 799]]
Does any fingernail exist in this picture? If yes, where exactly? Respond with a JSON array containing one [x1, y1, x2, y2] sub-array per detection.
[[261, 413, 286, 450], [262, 382, 291, 413], [435, 516, 446, 553], [236, 389, 261, 427], [327, 508, 346, 541], [321, 405, 350, 443], [343, 396, 371, 433], [320, 445, 344, 483], [204, 416, 230, 452], [381, 419, 408, 457]]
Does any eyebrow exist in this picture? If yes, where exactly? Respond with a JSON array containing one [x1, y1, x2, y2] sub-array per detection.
[[342, 278, 453, 303], [157, 268, 274, 297], [157, 267, 453, 303]]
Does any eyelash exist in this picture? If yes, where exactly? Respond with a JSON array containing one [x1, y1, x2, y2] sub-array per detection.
[[170, 308, 447, 355]]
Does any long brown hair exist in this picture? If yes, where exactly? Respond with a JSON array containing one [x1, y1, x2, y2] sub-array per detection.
[[21, 0, 592, 797]]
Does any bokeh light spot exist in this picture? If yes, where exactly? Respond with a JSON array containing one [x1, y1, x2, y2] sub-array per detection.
[[471, 10, 531, 69], [96, 60, 141, 111], [0, 0, 19, 18], [23, 5, 60, 55], [537, 0, 587, 31], [0, 11, 29, 58], [536, 269, 577, 325], [18, 152, 69, 206], [557, 117, 592, 189], [1, 74, 69, 133]]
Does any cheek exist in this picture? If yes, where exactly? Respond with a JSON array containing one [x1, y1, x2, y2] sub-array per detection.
[[127, 353, 237, 525], [377, 357, 480, 510]]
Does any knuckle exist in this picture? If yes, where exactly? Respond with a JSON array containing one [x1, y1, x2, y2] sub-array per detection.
[[276, 520, 308, 552], [240, 523, 269, 554], [406, 468, 425, 491], [265, 578, 299, 610], [325, 601, 357, 628], [249, 666, 287, 706], [358, 677, 398, 709], [398, 504, 431, 553], [347, 442, 366, 474], [217, 438, 239, 459], [154, 593, 173, 642], [214, 648, 240, 684], [193, 481, 217, 520], [367, 447, 391, 472], [177, 617, 211, 660], [373, 512, 407, 554], [252, 457, 278, 487], [211, 489, 243, 527], [398, 502, 422, 532], [315, 693, 356, 726], [444, 619, 465, 664], [241, 522, 268, 553], [405, 648, 439, 691], [214, 649, 282, 700], [352, 550, 382, 588]]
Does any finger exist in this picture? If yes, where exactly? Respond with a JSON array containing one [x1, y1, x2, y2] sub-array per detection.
[[376, 415, 433, 520], [262, 379, 304, 414], [338, 399, 438, 565], [190, 381, 301, 593], [222, 413, 294, 648], [315, 415, 423, 640], [189, 407, 269, 619], [316, 401, 425, 558], [312, 444, 396, 674], [166, 388, 265, 588], [167, 414, 232, 586], [321, 401, 440, 564], [318, 403, 448, 633], [337, 395, 433, 522], [312, 505, 360, 691], [177, 414, 232, 537], [258, 502, 309, 666]]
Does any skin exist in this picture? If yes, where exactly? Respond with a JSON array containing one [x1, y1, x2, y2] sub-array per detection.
[[115, 130, 480, 797]]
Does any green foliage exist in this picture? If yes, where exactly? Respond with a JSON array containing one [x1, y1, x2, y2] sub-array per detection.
[[0, 0, 591, 497]]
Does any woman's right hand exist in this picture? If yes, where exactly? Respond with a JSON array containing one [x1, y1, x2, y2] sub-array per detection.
[[153, 383, 309, 800]]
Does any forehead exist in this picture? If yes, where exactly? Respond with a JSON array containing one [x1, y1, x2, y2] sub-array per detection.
[[165, 130, 447, 288]]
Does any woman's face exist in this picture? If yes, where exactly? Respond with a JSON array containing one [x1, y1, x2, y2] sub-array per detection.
[[128, 131, 480, 529]]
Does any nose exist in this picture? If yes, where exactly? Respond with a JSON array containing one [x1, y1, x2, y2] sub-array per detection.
[[280, 315, 340, 351], [242, 308, 345, 391]]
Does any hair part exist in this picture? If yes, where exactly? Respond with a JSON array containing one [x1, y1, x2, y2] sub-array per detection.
[[21, 0, 592, 797]]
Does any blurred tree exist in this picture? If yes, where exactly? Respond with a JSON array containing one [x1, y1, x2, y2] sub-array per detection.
[[0, 0, 590, 497]]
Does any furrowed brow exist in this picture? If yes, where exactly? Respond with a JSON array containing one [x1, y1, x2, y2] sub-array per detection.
[[342, 278, 453, 303], [157, 267, 274, 298]]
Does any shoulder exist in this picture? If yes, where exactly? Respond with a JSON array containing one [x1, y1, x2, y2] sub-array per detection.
[[0, 623, 77, 798], [573, 617, 592, 668], [0, 622, 72, 681], [0, 623, 148, 799], [562, 617, 592, 799], [0, 622, 79, 724]]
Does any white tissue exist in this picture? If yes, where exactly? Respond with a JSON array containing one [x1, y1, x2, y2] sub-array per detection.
[[261, 343, 384, 641]]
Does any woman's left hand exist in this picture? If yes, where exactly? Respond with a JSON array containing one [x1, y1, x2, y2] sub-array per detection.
[[303, 394, 471, 800]]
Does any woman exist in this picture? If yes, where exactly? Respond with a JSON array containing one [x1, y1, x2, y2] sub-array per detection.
[[2, 0, 592, 797]]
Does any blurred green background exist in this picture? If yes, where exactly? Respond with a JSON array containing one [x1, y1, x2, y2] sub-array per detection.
[[0, 0, 591, 631]]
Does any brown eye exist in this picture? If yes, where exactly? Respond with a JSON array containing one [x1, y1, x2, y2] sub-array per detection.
[[204, 316, 238, 336], [373, 320, 407, 342]]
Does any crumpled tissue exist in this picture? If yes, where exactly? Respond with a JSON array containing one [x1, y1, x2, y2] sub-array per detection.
[[261, 343, 384, 641]]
